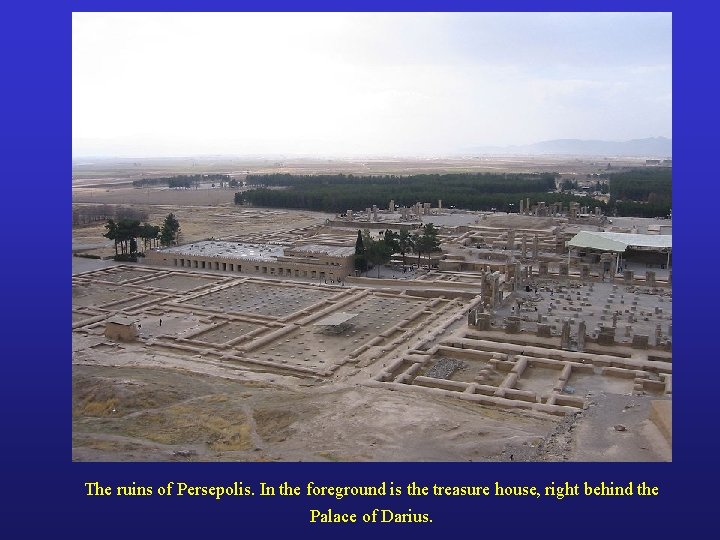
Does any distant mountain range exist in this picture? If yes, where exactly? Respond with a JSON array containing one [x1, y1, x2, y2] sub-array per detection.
[[462, 137, 672, 157]]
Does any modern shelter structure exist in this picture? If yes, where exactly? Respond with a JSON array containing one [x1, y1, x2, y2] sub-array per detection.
[[567, 231, 672, 272]]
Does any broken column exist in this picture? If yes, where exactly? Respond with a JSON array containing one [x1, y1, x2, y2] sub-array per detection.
[[522, 235, 527, 258], [569, 202, 579, 219], [519, 199, 524, 214], [632, 334, 649, 349], [536, 323, 552, 337], [597, 326, 616, 345], [504, 316, 521, 334], [533, 235, 539, 259], [580, 264, 590, 280], [506, 230, 515, 250], [646, 271, 656, 288], [623, 270, 634, 284], [389, 200, 395, 212], [347, 209, 353, 220], [577, 320, 586, 352], [475, 313, 491, 330], [559, 262, 569, 276], [560, 318, 571, 349]]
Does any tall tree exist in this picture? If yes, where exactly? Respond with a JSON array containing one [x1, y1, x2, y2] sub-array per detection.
[[413, 231, 423, 267], [383, 229, 399, 254], [354, 229, 367, 273], [115, 219, 141, 255], [420, 223, 441, 268], [160, 213, 181, 246], [103, 219, 119, 256], [398, 229, 415, 267], [366, 238, 393, 278]]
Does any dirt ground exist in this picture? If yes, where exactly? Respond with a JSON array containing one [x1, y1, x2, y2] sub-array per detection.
[[72, 156, 670, 462], [73, 203, 333, 258], [72, 363, 554, 462]]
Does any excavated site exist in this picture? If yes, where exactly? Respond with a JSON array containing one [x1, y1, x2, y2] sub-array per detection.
[[73, 196, 672, 462]]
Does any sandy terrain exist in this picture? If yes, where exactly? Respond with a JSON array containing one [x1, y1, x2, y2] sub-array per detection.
[[72, 156, 670, 462]]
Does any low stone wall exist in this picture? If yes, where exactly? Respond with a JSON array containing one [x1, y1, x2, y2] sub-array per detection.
[[649, 400, 672, 444]]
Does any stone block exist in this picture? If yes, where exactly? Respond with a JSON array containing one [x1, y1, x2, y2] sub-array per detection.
[[631, 334, 649, 349]]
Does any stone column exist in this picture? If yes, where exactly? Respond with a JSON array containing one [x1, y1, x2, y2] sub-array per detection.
[[623, 270, 634, 284], [476, 313, 491, 330], [539, 261, 548, 276], [581, 264, 590, 279], [347, 210, 353, 220], [561, 319, 571, 349], [533, 235, 539, 259], [522, 235, 527, 258], [506, 230, 515, 250], [646, 271, 656, 287], [389, 200, 395, 212], [519, 199, 524, 214], [577, 320, 586, 352], [559, 262, 569, 276], [438, 199, 442, 210], [632, 334, 649, 349]]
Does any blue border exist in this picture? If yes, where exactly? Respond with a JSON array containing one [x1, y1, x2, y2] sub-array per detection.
[[3, 1, 717, 538]]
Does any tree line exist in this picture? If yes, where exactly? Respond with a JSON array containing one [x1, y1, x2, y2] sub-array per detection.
[[132, 174, 233, 188], [237, 186, 605, 214], [234, 168, 671, 217], [354, 224, 441, 277], [72, 205, 149, 227], [237, 172, 560, 213], [103, 213, 180, 261], [608, 168, 671, 217], [247, 172, 559, 191]]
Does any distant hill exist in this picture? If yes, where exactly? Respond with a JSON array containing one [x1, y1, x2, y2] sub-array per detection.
[[463, 137, 672, 157]]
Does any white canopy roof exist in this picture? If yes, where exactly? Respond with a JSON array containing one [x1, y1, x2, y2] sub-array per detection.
[[567, 231, 672, 252]]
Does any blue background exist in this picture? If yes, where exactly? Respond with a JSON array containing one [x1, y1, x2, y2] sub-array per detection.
[[3, 0, 716, 536]]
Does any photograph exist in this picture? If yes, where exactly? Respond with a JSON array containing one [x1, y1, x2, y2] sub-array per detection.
[[71, 12, 672, 462]]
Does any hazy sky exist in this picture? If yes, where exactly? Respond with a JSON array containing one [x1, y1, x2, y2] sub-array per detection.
[[72, 12, 671, 158]]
